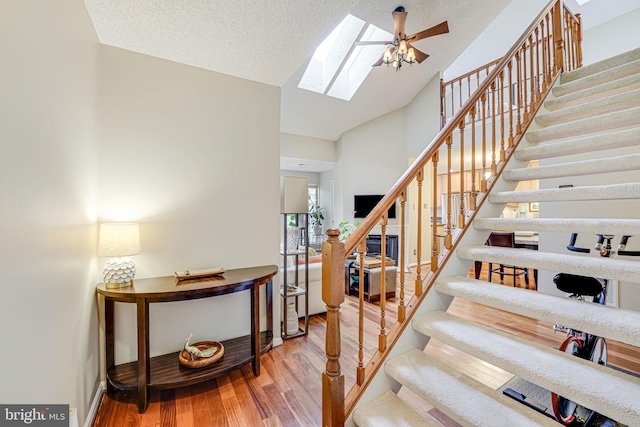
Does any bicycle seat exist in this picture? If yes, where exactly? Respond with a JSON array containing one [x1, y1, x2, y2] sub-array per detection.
[[553, 273, 605, 297]]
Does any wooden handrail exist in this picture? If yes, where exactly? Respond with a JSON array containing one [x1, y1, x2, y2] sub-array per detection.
[[345, 0, 565, 254], [322, 1, 581, 425]]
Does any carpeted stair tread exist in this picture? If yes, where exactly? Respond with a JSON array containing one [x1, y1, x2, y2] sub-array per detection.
[[436, 276, 640, 348], [503, 153, 640, 181], [526, 106, 640, 144], [412, 311, 640, 426], [473, 217, 640, 236], [516, 126, 640, 161], [535, 88, 640, 127], [457, 245, 640, 284], [385, 349, 558, 427], [488, 182, 640, 204], [545, 72, 640, 111], [553, 58, 640, 97], [353, 391, 438, 427], [559, 47, 640, 84]]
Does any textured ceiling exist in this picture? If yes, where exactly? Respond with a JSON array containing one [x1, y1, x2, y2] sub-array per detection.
[[84, 0, 360, 86], [84, 0, 640, 143]]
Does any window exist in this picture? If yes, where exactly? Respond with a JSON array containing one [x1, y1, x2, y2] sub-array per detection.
[[298, 14, 392, 101]]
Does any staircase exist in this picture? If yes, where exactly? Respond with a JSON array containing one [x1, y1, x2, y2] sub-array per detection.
[[353, 48, 640, 427]]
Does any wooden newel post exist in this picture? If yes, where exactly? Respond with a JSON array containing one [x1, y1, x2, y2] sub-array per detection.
[[322, 229, 345, 427], [552, 0, 564, 72]]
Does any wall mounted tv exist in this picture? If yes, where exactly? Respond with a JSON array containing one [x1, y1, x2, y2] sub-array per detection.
[[354, 195, 396, 219]]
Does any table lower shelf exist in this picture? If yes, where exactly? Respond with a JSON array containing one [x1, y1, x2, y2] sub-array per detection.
[[107, 331, 273, 391]]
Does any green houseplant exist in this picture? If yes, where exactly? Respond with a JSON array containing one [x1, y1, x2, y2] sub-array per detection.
[[309, 203, 324, 235]]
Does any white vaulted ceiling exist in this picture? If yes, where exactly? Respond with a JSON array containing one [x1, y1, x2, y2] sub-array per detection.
[[84, 0, 640, 142]]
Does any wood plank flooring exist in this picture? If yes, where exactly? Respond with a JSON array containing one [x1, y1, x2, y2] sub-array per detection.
[[92, 263, 640, 426]]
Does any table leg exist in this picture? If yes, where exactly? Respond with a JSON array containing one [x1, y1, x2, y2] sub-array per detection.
[[474, 261, 482, 280], [251, 283, 260, 376], [137, 298, 150, 412], [266, 280, 273, 340], [105, 298, 115, 394]]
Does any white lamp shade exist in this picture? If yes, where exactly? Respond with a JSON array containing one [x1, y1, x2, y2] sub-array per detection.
[[281, 176, 309, 213], [98, 223, 141, 257]]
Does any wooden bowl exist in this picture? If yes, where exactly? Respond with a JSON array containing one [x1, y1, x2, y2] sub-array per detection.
[[178, 341, 224, 369]]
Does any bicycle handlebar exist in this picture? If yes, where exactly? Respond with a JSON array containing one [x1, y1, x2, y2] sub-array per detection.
[[567, 233, 640, 257]]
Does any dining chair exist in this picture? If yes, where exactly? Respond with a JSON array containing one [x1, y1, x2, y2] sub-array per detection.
[[486, 231, 530, 288]]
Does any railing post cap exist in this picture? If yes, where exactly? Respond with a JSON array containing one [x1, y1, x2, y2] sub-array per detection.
[[326, 228, 340, 241]]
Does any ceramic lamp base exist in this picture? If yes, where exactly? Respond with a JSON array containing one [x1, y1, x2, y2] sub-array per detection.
[[103, 257, 136, 288]]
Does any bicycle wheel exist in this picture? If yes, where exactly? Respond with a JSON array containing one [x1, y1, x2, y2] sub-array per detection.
[[590, 336, 607, 366], [552, 336, 582, 424]]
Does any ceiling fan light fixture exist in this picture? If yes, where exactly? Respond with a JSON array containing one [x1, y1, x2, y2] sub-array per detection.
[[406, 47, 416, 63], [383, 47, 393, 62], [398, 39, 408, 55]]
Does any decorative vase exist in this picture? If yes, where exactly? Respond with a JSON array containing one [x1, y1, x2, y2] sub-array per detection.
[[286, 226, 300, 252], [286, 301, 299, 335]]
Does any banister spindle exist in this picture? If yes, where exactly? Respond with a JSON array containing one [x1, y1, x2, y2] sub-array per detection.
[[322, 229, 344, 427], [507, 60, 514, 150], [415, 169, 424, 295], [545, 12, 553, 83], [440, 77, 446, 128], [515, 51, 523, 135], [398, 191, 406, 322], [529, 34, 535, 107], [576, 13, 583, 68], [535, 28, 541, 102], [445, 136, 453, 249], [356, 239, 366, 386], [541, 19, 548, 92], [470, 105, 477, 210], [458, 120, 466, 228], [522, 43, 529, 123], [431, 155, 439, 272], [499, 71, 505, 162], [378, 215, 388, 353], [481, 93, 488, 192], [490, 81, 497, 177]]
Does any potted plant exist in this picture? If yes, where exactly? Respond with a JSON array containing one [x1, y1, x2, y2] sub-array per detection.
[[309, 203, 324, 236], [338, 220, 361, 242]]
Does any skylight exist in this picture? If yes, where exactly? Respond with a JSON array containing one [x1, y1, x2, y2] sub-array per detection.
[[298, 14, 391, 101], [575, 0, 591, 5]]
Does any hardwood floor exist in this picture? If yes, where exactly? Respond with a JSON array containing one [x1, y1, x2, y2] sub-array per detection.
[[93, 263, 640, 426]]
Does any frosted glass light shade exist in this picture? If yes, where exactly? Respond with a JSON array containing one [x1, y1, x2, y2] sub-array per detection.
[[98, 223, 141, 257]]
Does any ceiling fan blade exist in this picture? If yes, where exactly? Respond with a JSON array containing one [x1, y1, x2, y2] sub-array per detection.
[[372, 56, 385, 67], [408, 45, 429, 63], [355, 40, 393, 46], [408, 21, 449, 42], [392, 8, 407, 40]]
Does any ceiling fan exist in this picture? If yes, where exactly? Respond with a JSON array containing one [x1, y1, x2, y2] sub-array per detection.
[[356, 7, 449, 71]]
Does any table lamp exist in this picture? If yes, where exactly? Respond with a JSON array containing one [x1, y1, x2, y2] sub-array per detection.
[[98, 223, 141, 288]]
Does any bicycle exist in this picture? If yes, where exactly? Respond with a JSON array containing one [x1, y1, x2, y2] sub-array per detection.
[[551, 233, 639, 425]]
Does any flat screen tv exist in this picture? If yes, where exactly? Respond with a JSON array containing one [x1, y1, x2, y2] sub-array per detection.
[[354, 194, 396, 219]]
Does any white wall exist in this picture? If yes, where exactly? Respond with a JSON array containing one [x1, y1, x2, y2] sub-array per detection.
[[280, 133, 336, 163], [444, 0, 549, 81], [581, 6, 640, 66], [98, 46, 281, 362], [0, 0, 100, 424], [406, 75, 443, 159], [335, 109, 408, 228]]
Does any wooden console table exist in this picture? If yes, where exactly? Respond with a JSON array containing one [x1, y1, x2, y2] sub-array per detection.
[[96, 264, 277, 413]]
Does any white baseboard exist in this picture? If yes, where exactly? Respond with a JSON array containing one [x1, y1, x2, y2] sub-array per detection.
[[273, 336, 283, 347], [85, 381, 106, 427]]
